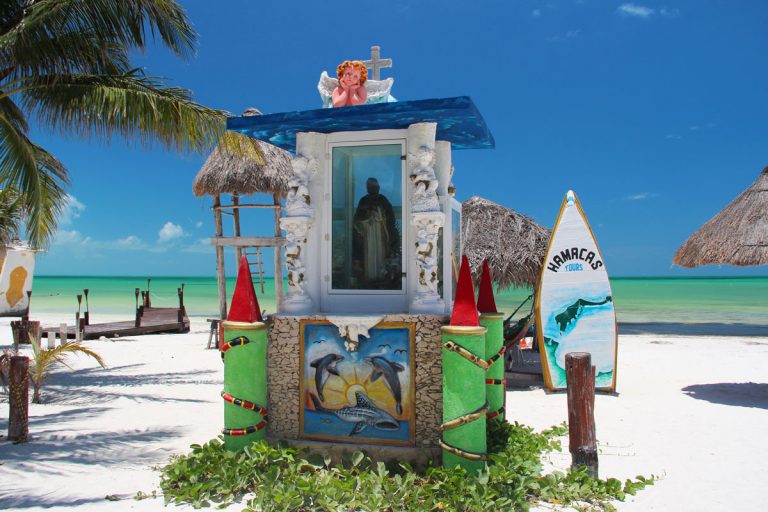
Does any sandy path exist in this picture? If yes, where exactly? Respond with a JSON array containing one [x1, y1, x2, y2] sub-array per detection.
[[1, 317, 766, 511]]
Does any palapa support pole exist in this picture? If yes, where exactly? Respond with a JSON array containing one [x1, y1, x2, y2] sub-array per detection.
[[477, 260, 506, 421], [145, 278, 152, 307], [8, 355, 29, 442], [566, 352, 598, 478], [213, 194, 228, 320], [221, 256, 268, 451], [441, 256, 487, 474]]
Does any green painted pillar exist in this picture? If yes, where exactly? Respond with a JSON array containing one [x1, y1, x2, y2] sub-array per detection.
[[441, 325, 488, 474], [480, 313, 505, 421], [221, 320, 268, 451]]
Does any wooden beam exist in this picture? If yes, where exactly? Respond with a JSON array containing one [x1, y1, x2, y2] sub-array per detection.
[[213, 194, 227, 320], [213, 204, 280, 210], [566, 352, 598, 478], [273, 193, 283, 313], [210, 236, 286, 248], [233, 193, 242, 262]]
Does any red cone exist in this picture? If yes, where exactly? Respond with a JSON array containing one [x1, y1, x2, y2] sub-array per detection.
[[227, 256, 263, 322], [450, 255, 479, 327], [476, 260, 498, 314]]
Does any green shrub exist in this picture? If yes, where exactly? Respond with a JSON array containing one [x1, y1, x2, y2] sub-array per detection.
[[159, 421, 652, 511]]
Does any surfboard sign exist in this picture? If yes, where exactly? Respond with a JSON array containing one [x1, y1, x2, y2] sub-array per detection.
[[0, 243, 37, 317], [535, 190, 617, 392]]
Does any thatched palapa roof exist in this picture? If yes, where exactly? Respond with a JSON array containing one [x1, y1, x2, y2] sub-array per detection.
[[673, 166, 768, 267], [462, 196, 551, 289], [193, 108, 293, 197]]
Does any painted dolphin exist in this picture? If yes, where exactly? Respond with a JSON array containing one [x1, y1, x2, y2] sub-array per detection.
[[365, 356, 405, 415], [309, 391, 399, 436], [310, 353, 344, 402]]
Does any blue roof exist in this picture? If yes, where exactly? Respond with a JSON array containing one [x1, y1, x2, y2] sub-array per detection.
[[226, 96, 494, 153]]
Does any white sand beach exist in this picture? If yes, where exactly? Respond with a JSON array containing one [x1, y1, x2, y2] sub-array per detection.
[[1, 315, 767, 511]]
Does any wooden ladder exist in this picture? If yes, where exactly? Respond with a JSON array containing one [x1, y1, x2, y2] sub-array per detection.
[[242, 247, 266, 294]]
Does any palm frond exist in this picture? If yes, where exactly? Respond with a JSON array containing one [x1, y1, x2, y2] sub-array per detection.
[[1, 0, 196, 59], [23, 70, 228, 153], [0, 114, 69, 247], [0, 187, 23, 243], [29, 336, 106, 396]]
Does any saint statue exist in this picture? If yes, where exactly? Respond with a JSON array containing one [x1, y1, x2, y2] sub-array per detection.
[[352, 178, 400, 287]]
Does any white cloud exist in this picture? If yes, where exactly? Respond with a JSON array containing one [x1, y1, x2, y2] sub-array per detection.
[[158, 222, 184, 243], [546, 29, 581, 42], [623, 192, 658, 201], [195, 221, 203, 229], [115, 235, 146, 250], [60, 195, 86, 225], [660, 7, 680, 18], [532, 9, 541, 17], [182, 238, 214, 254], [665, 134, 681, 140], [54, 229, 87, 245], [617, 3, 654, 18]]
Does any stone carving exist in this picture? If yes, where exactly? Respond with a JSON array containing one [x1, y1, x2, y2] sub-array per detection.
[[412, 212, 445, 307], [325, 315, 385, 351], [280, 217, 312, 306], [285, 155, 317, 218], [409, 146, 440, 213]]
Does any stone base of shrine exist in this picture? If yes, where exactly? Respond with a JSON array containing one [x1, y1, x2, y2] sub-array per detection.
[[266, 313, 447, 459], [272, 437, 442, 466]]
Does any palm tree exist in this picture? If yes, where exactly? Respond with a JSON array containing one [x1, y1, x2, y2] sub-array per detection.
[[29, 335, 105, 403], [0, 187, 24, 243], [0, 1, 247, 248]]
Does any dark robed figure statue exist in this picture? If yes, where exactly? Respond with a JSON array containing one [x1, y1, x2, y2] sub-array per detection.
[[352, 178, 400, 288]]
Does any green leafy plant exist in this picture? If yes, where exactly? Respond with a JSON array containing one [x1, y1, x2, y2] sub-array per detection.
[[29, 335, 105, 403], [160, 420, 653, 511]]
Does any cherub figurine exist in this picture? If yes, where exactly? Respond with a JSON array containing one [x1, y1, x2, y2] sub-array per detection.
[[332, 60, 368, 107]]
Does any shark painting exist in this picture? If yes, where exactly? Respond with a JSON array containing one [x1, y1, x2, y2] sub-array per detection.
[[309, 391, 399, 436]]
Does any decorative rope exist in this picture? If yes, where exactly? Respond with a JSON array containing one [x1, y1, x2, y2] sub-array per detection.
[[485, 378, 506, 386], [439, 440, 488, 462], [222, 419, 268, 437], [220, 336, 251, 360], [485, 346, 506, 368], [220, 335, 267, 437], [441, 401, 489, 431], [487, 406, 505, 420], [444, 341, 489, 369], [221, 391, 268, 415]]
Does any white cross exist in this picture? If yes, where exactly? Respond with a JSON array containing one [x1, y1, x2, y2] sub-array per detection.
[[361, 45, 392, 81]]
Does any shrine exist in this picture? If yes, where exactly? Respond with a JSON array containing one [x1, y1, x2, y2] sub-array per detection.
[[220, 47, 501, 469]]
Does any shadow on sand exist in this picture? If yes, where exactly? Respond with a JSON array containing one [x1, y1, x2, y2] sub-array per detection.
[[682, 382, 768, 409]]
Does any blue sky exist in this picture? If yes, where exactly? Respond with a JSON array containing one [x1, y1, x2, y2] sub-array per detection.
[[33, 0, 768, 277]]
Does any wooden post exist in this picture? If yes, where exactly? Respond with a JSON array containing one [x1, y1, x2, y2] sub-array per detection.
[[134, 288, 141, 327], [214, 194, 228, 320], [11, 320, 28, 348], [47, 330, 56, 349], [145, 279, 152, 307], [83, 288, 90, 325], [59, 323, 68, 343], [75, 293, 82, 337], [273, 193, 283, 313], [8, 356, 29, 442], [566, 352, 598, 478], [233, 193, 242, 263]]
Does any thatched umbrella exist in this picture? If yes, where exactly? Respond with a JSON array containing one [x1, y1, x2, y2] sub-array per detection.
[[193, 108, 294, 319], [673, 166, 768, 267], [462, 196, 551, 289], [193, 109, 293, 198]]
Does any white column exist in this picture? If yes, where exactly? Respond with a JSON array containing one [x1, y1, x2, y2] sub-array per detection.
[[280, 132, 324, 314], [406, 123, 445, 314]]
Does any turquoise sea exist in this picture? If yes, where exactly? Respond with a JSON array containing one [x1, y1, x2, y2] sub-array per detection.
[[25, 276, 768, 335]]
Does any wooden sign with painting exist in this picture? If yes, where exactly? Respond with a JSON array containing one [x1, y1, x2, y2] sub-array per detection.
[[535, 190, 617, 392]]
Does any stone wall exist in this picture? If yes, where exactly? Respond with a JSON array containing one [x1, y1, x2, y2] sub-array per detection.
[[267, 314, 447, 455]]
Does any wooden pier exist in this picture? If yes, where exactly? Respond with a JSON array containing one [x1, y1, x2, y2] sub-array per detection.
[[41, 282, 190, 340]]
